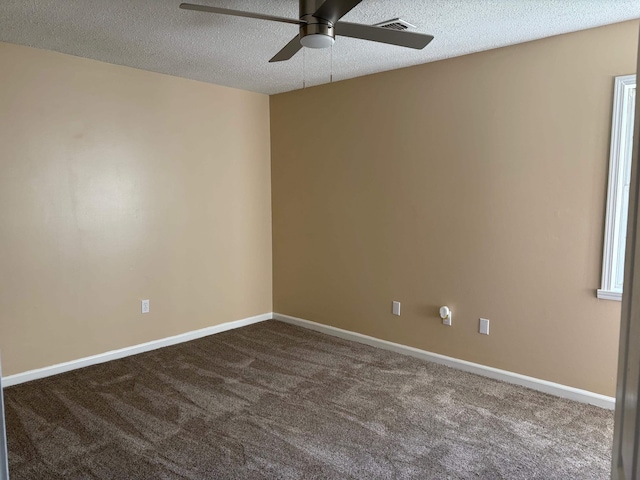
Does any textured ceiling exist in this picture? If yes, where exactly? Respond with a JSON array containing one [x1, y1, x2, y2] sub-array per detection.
[[1, 1, 639, 95]]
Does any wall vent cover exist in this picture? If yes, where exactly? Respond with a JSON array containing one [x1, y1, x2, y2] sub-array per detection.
[[374, 18, 416, 31]]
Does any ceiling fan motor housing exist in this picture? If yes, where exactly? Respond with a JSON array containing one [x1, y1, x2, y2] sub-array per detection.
[[300, 0, 335, 49]]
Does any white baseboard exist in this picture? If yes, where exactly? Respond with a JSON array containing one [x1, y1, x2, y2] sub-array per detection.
[[4, 311, 616, 410], [3, 313, 272, 388], [273, 313, 616, 410]]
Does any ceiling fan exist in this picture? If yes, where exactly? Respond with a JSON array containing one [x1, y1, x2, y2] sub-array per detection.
[[179, 0, 434, 63]]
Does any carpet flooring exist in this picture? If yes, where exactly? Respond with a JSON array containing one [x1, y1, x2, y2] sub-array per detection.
[[5, 320, 613, 479]]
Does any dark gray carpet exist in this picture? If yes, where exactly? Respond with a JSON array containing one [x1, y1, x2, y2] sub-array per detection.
[[5, 320, 612, 479]]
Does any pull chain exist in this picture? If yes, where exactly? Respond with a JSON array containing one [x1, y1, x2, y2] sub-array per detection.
[[330, 44, 333, 83]]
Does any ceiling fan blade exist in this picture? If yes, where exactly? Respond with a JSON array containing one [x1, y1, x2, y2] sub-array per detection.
[[313, 0, 363, 25], [335, 22, 434, 49], [269, 35, 303, 63], [180, 3, 304, 26]]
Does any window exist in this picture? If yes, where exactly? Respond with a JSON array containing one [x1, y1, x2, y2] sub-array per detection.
[[598, 74, 636, 301]]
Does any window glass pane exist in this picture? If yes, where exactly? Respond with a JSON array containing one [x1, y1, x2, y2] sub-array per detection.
[[616, 184, 630, 289], [614, 86, 635, 291]]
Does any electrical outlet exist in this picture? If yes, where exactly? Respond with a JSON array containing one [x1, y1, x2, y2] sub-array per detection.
[[141, 299, 150, 314], [479, 318, 490, 335], [392, 301, 401, 316]]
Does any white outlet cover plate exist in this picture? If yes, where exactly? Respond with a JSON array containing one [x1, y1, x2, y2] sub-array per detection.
[[479, 318, 490, 335], [392, 301, 401, 316], [142, 299, 150, 314]]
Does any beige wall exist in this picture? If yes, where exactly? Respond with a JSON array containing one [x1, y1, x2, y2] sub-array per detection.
[[0, 43, 272, 376], [2, 21, 637, 396], [271, 21, 640, 397]]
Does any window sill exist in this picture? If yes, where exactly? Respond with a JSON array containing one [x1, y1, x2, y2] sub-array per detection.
[[597, 289, 622, 301]]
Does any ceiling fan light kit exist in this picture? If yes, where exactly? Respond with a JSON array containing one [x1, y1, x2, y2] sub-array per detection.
[[299, 25, 335, 49], [180, 0, 434, 62], [299, 0, 335, 49]]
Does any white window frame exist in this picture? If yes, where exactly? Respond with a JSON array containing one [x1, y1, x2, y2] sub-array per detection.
[[598, 74, 636, 301]]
